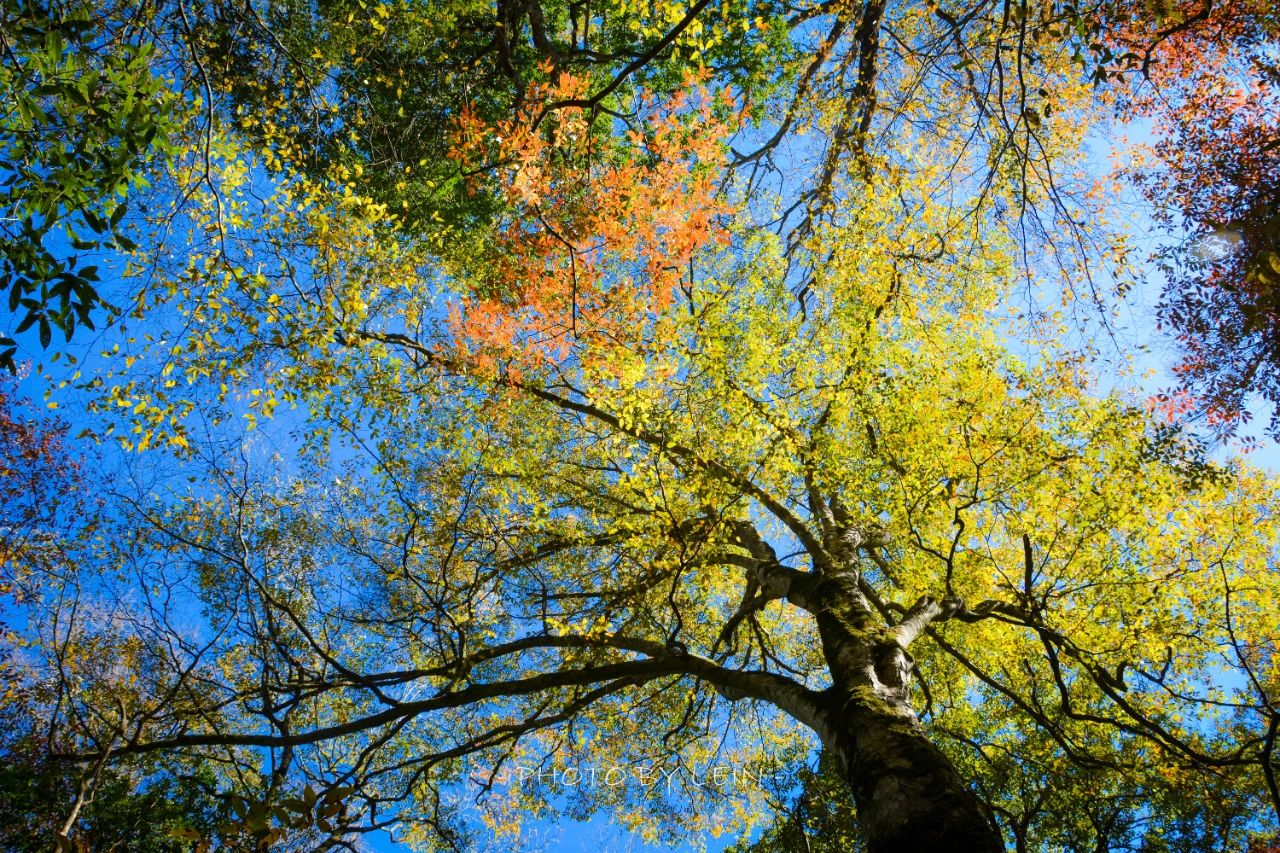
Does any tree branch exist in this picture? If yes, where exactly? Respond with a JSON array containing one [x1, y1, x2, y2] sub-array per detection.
[[84, 632, 828, 761]]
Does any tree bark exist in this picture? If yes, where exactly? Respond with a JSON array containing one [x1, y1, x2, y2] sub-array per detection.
[[830, 699, 1002, 853], [812, 568, 1003, 853]]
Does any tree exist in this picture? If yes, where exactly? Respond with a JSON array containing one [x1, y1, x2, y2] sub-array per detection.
[[229, 0, 1280, 437], [20, 158, 1280, 850], [0, 381, 217, 851], [745, 729, 1266, 852], [731, 750, 863, 853], [97, 0, 1126, 294], [1093, 1, 1280, 435], [6, 1, 1280, 851], [0, 756, 229, 853]]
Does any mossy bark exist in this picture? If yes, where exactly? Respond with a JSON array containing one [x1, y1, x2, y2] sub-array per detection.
[[812, 569, 1002, 853], [831, 698, 1001, 853]]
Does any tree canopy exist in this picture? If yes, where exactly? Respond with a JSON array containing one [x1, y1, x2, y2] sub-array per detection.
[[2, 1, 1280, 851]]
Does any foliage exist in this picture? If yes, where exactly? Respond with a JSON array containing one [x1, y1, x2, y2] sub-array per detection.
[[24, 159, 1280, 850], [0, 373, 80, 653], [178, 0, 788, 238], [1106, 1, 1280, 437], [731, 751, 862, 853], [0, 381, 219, 851], [0, 756, 228, 853], [0, 0, 180, 371]]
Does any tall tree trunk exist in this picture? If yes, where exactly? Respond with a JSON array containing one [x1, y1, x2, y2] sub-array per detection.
[[813, 567, 1003, 853], [830, 698, 1001, 852]]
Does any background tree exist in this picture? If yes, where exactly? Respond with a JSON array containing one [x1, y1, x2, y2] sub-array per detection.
[[0, 0, 180, 370], [0, 380, 224, 852], [731, 750, 864, 853], [1101, 1, 1280, 437]]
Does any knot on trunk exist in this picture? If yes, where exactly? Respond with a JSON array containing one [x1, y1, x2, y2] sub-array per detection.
[[940, 594, 965, 619], [830, 522, 891, 563], [873, 640, 914, 693], [754, 563, 791, 600]]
